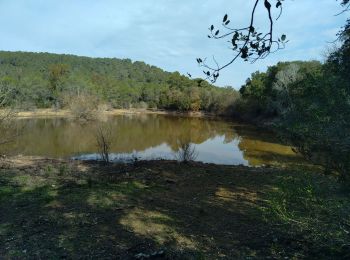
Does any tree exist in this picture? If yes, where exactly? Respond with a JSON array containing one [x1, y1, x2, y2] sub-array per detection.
[[279, 65, 350, 180], [283, 6, 350, 180], [48, 63, 70, 92], [238, 55, 350, 180], [198, 0, 349, 82], [272, 63, 300, 115], [0, 84, 17, 149], [198, 0, 287, 82], [48, 63, 70, 107], [95, 124, 112, 164]]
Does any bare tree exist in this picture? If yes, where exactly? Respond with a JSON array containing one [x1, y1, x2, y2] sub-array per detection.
[[175, 140, 198, 163], [0, 87, 18, 148], [62, 91, 99, 121], [95, 124, 112, 164], [272, 63, 300, 114]]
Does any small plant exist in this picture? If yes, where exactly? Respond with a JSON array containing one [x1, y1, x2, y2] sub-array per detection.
[[58, 164, 68, 176], [131, 152, 139, 166], [175, 140, 198, 163], [95, 124, 112, 164], [45, 165, 54, 175]]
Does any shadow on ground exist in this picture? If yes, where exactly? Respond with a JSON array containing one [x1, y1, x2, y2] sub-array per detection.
[[0, 157, 349, 259]]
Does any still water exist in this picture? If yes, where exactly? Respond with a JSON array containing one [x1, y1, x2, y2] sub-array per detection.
[[3, 114, 301, 166]]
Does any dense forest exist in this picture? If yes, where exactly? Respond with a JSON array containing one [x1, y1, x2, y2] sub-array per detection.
[[0, 51, 239, 114]]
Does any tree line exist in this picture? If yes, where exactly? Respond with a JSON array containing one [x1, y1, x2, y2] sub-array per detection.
[[0, 51, 239, 115]]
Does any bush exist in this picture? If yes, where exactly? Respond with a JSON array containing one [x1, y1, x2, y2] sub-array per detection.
[[63, 92, 99, 120], [175, 140, 198, 163], [95, 124, 113, 164]]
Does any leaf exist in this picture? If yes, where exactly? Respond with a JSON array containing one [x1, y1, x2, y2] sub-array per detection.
[[241, 53, 248, 59], [241, 46, 248, 59], [250, 42, 257, 49], [223, 14, 228, 23], [281, 34, 287, 41], [276, 1, 282, 8], [264, 0, 271, 10], [225, 20, 230, 25], [215, 30, 220, 36], [210, 25, 214, 31]]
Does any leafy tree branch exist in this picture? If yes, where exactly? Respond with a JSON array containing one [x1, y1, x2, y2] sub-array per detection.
[[197, 0, 287, 82]]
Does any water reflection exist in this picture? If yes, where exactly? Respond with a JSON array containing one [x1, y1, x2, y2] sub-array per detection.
[[2, 114, 302, 166]]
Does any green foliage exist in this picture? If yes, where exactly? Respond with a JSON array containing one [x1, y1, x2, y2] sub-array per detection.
[[262, 171, 350, 258], [278, 20, 350, 179], [237, 3, 350, 180], [239, 50, 350, 180], [0, 51, 238, 114], [200, 0, 288, 82], [239, 61, 322, 119]]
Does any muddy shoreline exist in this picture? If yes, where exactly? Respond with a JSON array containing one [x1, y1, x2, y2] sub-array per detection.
[[7, 108, 220, 119]]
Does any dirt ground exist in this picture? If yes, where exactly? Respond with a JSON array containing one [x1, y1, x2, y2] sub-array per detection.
[[1, 157, 349, 259]]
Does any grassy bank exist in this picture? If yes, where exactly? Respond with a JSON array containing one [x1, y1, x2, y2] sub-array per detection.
[[1, 157, 349, 259]]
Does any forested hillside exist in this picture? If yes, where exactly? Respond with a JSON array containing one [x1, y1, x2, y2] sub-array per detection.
[[0, 51, 238, 113]]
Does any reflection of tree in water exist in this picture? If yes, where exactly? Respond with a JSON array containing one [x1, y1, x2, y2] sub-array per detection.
[[234, 125, 301, 166], [106, 115, 235, 152], [5, 115, 305, 166], [5, 115, 236, 157]]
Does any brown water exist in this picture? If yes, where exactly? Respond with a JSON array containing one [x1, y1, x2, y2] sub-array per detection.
[[2, 114, 302, 166]]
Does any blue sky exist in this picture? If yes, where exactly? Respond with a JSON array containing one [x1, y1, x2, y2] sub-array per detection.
[[0, 0, 347, 87]]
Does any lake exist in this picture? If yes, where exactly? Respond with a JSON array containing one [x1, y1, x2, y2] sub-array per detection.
[[2, 114, 301, 166]]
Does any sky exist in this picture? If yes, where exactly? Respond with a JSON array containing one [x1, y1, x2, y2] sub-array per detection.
[[0, 0, 348, 88]]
